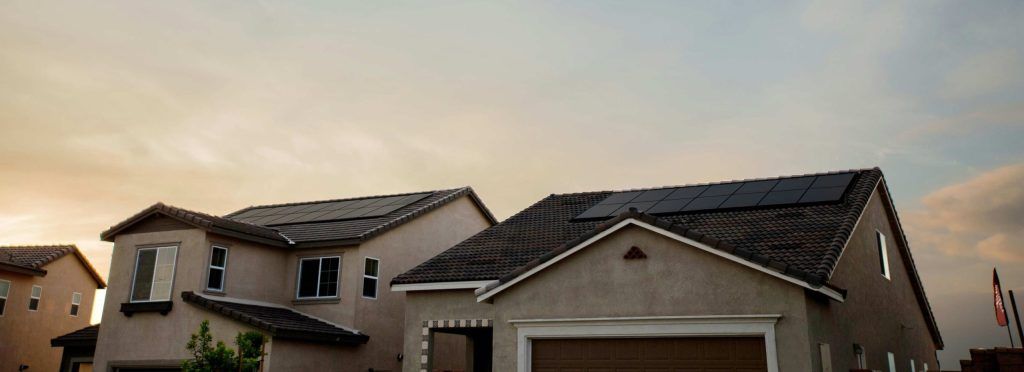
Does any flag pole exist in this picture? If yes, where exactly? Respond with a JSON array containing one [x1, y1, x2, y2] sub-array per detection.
[[1011, 290, 1023, 348]]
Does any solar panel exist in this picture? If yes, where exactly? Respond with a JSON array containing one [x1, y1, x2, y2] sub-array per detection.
[[573, 172, 857, 220], [232, 192, 433, 226]]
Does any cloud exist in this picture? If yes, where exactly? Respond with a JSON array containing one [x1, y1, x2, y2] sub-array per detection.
[[905, 162, 1024, 261], [942, 49, 1024, 100]]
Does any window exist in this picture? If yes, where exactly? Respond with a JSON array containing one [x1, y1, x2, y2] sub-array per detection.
[[854, 344, 866, 369], [818, 343, 832, 372], [910, 359, 916, 372], [887, 352, 896, 372], [0, 280, 9, 316], [923, 362, 929, 371], [877, 230, 891, 280], [70, 292, 82, 316], [362, 257, 380, 299], [297, 256, 340, 299], [29, 285, 41, 311], [206, 246, 228, 292], [130, 246, 178, 302]]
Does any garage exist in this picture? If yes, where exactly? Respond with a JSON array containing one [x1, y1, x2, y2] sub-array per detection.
[[531, 337, 767, 372]]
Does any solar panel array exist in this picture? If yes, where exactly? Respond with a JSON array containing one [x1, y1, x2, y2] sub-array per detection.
[[230, 193, 433, 226], [574, 173, 856, 220]]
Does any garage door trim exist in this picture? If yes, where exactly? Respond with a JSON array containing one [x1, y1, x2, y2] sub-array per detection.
[[511, 314, 781, 372]]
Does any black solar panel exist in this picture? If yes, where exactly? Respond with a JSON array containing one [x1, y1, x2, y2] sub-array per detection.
[[573, 172, 857, 220], [232, 193, 432, 226]]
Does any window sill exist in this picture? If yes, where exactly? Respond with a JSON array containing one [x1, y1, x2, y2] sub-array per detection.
[[292, 298, 340, 305], [202, 289, 226, 296], [120, 301, 173, 316]]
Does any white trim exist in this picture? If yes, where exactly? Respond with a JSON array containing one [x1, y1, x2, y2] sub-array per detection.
[[511, 315, 782, 372], [0, 279, 10, 317], [887, 352, 896, 372], [391, 280, 493, 292], [129, 245, 179, 303], [206, 245, 229, 292], [476, 219, 845, 302], [70, 292, 82, 317], [877, 230, 891, 280], [29, 285, 42, 311], [362, 256, 380, 300], [296, 255, 342, 299], [829, 179, 879, 277]]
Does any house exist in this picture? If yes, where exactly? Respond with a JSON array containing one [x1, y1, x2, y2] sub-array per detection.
[[0, 245, 106, 372], [51, 324, 101, 372], [92, 188, 495, 371], [392, 168, 943, 372]]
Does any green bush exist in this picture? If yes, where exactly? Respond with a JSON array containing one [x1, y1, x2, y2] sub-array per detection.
[[182, 320, 266, 372]]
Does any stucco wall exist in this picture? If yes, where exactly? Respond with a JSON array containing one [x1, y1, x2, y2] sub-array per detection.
[[806, 187, 940, 371], [0, 255, 99, 372], [403, 224, 816, 372]]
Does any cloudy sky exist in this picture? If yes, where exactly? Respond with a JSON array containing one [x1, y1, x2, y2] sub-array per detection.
[[1, 0, 1022, 367]]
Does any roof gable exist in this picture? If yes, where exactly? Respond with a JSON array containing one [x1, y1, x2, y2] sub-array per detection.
[[0, 245, 106, 288]]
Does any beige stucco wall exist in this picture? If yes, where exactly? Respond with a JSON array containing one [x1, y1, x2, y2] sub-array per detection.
[[403, 224, 816, 372], [806, 187, 940, 371], [0, 255, 99, 372], [93, 195, 492, 371]]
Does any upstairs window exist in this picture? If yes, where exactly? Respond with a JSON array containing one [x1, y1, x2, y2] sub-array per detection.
[[70, 292, 82, 316], [29, 285, 41, 311], [131, 246, 178, 302], [206, 246, 228, 292], [0, 280, 9, 316], [362, 257, 380, 299], [297, 256, 340, 299], [876, 230, 891, 280]]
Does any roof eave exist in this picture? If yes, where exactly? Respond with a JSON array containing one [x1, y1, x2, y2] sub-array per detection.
[[0, 261, 46, 276]]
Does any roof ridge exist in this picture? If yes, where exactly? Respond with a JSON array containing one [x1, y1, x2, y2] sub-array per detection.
[[225, 188, 460, 217], [554, 167, 878, 197], [357, 187, 473, 240]]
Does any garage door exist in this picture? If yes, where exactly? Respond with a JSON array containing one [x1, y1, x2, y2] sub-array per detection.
[[531, 337, 767, 372]]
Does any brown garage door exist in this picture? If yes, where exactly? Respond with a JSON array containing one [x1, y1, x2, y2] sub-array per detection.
[[532, 337, 767, 372]]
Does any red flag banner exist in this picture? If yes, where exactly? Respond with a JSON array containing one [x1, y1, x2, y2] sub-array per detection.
[[994, 268, 1008, 327]]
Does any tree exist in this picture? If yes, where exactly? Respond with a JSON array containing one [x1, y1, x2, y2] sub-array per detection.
[[182, 320, 265, 372]]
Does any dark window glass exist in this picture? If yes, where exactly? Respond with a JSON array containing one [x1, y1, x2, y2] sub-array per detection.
[[29, 298, 39, 311], [363, 277, 378, 298], [131, 250, 157, 302], [207, 268, 225, 290], [364, 259, 379, 277], [207, 247, 228, 291], [71, 304, 80, 316], [0, 298, 6, 316], [298, 259, 320, 298], [318, 257, 340, 297], [210, 247, 227, 268]]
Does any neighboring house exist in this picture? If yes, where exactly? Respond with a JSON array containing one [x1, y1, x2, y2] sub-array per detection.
[[0, 245, 106, 372], [51, 324, 101, 372], [92, 188, 495, 371], [392, 168, 943, 372]]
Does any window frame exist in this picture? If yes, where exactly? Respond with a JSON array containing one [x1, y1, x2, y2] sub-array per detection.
[[70, 292, 82, 317], [910, 359, 916, 372], [0, 279, 10, 316], [205, 245, 229, 292], [128, 245, 179, 303], [295, 256, 342, 300], [29, 285, 42, 311], [887, 352, 896, 372], [876, 230, 891, 280], [362, 257, 380, 300]]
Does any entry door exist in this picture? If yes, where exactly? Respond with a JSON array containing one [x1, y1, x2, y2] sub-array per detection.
[[531, 337, 767, 372]]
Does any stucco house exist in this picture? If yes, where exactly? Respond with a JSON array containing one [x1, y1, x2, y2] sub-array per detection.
[[392, 168, 943, 372], [0, 245, 106, 372], [92, 188, 495, 371]]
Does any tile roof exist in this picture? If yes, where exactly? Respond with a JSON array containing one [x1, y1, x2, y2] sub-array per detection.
[[0, 245, 106, 288], [394, 168, 881, 286], [181, 292, 368, 345], [51, 324, 100, 347], [101, 187, 495, 248]]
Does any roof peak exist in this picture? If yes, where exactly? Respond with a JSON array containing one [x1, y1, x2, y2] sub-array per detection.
[[555, 167, 880, 197]]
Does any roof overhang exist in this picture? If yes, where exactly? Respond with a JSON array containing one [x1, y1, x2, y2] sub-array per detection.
[[0, 261, 46, 276], [474, 218, 846, 303], [391, 280, 492, 292]]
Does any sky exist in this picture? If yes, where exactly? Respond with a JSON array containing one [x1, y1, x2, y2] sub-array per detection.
[[0, 0, 1022, 368]]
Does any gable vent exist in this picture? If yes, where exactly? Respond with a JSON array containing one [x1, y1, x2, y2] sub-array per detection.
[[624, 246, 647, 260]]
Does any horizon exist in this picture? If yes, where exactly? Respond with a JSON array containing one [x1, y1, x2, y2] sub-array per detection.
[[2, 1, 1023, 368]]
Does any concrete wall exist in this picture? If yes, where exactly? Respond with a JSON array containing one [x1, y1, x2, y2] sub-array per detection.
[[403, 224, 816, 372], [0, 255, 99, 372], [806, 187, 940, 372]]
